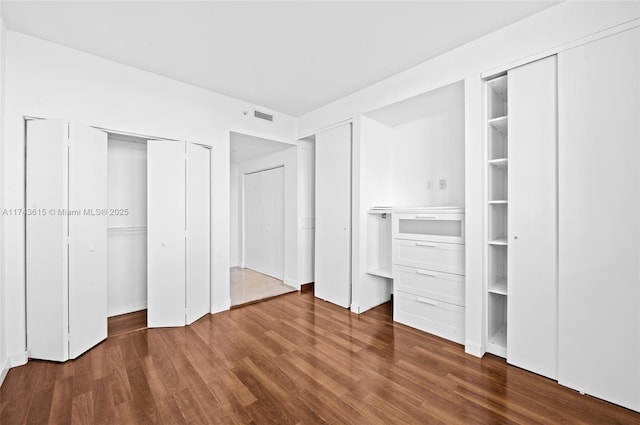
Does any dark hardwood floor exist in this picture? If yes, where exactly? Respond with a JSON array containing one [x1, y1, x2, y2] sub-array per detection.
[[1, 290, 639, 424], [108, 310, 147, 338]]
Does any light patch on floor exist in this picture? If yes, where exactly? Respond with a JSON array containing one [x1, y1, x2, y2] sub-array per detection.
[[230, 267, 296, 306]]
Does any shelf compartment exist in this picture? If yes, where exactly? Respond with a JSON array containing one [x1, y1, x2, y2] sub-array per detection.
[[488, 75, 508, 119], [488, 245, 507, 293], [488, 116, 508, 136], [489, 166, 508, 201], [489, 202, 507, 242], [488, 278, 507, 295], [487, 293, 507, 358], [366, 212, 393, 278]]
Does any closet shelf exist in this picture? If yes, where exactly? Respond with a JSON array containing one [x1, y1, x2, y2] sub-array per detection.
[[366, 268, 393, 279], [108, 226, 147, 232], [488, 116, 508, 136], [489, 200, 508, 205], [489, 278, 507, 296], [488, 324, 507, 352], [488, 158, 508, 168], [489, 238, 508, 246]]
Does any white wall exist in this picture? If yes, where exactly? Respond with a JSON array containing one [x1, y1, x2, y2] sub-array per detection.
[[2, 31, 298, 367], [298, 2, 640, 356], [230, 146, 299, 288], [390, 108, 465, 207], [0, 8, 8, 385]]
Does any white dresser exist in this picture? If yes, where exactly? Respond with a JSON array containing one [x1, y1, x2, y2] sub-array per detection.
[[391, 208, 465, 344]]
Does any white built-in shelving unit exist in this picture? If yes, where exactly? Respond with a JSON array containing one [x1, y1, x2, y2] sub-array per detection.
[[486, 75, 508, 357]]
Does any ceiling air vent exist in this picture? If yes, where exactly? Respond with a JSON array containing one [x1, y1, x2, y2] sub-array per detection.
[[253, 109, 274, 123]]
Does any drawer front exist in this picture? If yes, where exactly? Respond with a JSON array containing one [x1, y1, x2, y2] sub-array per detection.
[[393, 290, 465, 344], [393, 213, 464, 244], [393, 239, 464, 274], [393, 264, 465, 306]]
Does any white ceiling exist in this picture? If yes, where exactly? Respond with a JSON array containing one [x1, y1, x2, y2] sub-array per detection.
[[230, 132, 293, 163], [1, 1, 559, 116]]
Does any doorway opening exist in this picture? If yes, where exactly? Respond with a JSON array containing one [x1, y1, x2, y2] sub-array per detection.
[[230, 132, 295, 306]]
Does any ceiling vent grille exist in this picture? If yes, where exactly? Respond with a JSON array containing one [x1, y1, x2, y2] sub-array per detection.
[[253, 109, 274, 122]]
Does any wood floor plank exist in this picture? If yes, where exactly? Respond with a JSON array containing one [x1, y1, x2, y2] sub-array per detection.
[[2, 290, 640, 424]]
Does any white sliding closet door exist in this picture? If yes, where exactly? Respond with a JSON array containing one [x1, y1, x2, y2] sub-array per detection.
[[507, 55, 557, 379], [186, 143, 211, 324], [147, 140, 186, 327], [244, 167, 285, 280], [315, 124, 352, 308], [26, 119, 69, 361], [558, 28, 640, 411], [68, 125, 108, 359]]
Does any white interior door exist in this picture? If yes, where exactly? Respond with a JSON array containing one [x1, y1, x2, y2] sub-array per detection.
[[147, 140, 186, 327], [186, 143, 211, 325], [68, 124, 108, 359], [558, 28, 640, 411], [506, 55, 558, 379], [26, 119, 69, 361], [314, 124, 352, 308], [243, 166, 284, 280]]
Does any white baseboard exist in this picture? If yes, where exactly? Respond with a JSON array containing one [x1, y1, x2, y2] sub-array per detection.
[[10, 351, 28, 367], [211, 298, 231, 314], [465, 342, 484, 358], [0, 357, 10, 387], [283, 279, 299, 290], [108, 301, 147, 317]]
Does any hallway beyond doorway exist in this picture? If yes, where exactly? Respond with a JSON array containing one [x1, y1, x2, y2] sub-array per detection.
[[230, 267, 295, 307]]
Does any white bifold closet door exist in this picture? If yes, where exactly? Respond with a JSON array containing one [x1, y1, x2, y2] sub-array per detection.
[[186, 143, 211, 325], [26, 120, 108, 362], [314, 123, 352, 308], [68, 125, 109, 359], [243, 166, 285, 280], [506, 55, 558, 380], [147, 140, 187, 327], [148, 140, 211, 327], [558, 28, 640, 412]]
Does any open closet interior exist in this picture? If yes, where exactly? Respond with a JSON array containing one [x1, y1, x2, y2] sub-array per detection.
[[107, 133, 148, 318]]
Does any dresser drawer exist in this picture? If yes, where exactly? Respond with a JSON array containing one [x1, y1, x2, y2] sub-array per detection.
[[393, 290, 465, 344], [393, 239, 464, 274], [394, 264, 465, 306], [393, 213, 464, 244]]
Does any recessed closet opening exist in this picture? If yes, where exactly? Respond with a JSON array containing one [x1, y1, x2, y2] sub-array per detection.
[[25, 118, 213, 361], [106, 132, 149, 335], [355, 80, 466, 317], [229, 131, 297, 306]]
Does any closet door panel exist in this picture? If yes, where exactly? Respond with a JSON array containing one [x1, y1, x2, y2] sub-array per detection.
[[68, 125, 108, 359], [186, 143, 211, 325], [244, 167, 284, 280], [315, 124, 352, 308], [558, 28, 640, 411], [148, 140, 186, 327], [26, 119, 69, 361], [506, 56, 558, 379], [244, 171, 264, 272]]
